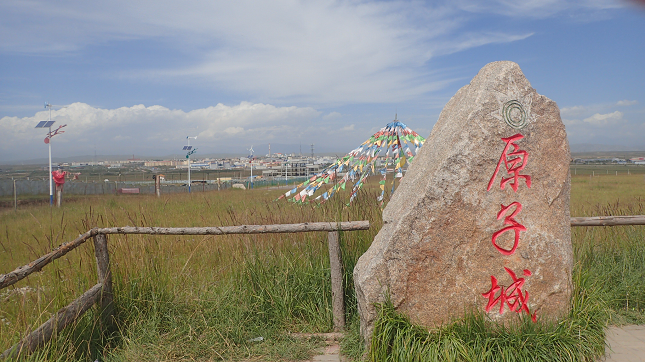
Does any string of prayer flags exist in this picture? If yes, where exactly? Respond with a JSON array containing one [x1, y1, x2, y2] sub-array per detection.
[[277, 117, 425, 207]]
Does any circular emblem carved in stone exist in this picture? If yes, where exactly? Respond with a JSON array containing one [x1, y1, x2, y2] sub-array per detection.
[[502, 100, 528, 129]]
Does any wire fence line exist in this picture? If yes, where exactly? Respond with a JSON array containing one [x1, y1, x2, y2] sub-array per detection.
[[0, 178, 309, 198]]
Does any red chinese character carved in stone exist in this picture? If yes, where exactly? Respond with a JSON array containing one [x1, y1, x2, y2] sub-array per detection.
[[492, 202, 526, 255], [482, 267, 537, 322], [487, 134, 531, 192]]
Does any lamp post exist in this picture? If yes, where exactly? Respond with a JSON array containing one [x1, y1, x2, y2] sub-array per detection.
[[183, 136, 198, 193], [248, 145, 254, 189], [36, 103, 66, 206]]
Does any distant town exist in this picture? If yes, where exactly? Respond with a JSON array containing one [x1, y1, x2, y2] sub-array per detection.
[[1, 153, 350, 183], [2, 152, 645, 184], [572, 156, 645, 165], [53, 153, 340, 180]]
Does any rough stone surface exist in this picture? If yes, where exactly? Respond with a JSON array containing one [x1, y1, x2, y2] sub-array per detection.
[[353, 61, 572, 342]]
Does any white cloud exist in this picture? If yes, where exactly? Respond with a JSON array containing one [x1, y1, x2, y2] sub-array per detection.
[[616, 100, 638, 106], [341, 124, 355, 131], [429, 31, 534, 57], [560, 105, 589, 118], [223, 127, 244, 135], [561, 100, 640, 119], [0, 1, 544, 106], [323, 112, 342, 120], [564, 103, 645, 148], [456, 0, 623, 18], [562, 118, 582, 126], [582, 111, 624, 126], [0, 102, 325, 162]]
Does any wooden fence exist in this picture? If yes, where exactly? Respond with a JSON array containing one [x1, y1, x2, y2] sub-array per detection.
[[2, 215, 645, 359], [0, 221, 370, 359]]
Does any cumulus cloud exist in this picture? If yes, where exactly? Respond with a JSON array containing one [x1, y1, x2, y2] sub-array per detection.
[[616, 100, 638, 106], [560, 105, 589, 118], [582, 111, 624, 126], [563, 107, 629, 127], [561, 100, 639, 120], [0, 102, 326, 162], [562, 118, 582, 126], [323, 112, 342, 120], [564, 103, 644, 148]]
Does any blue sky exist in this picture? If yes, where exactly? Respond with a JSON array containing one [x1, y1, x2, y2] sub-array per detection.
[[1, 0, 644, 163]]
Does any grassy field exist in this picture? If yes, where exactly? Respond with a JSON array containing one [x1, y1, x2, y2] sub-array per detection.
[[1, 171, 644, 361], [0, 185, 382, 361]]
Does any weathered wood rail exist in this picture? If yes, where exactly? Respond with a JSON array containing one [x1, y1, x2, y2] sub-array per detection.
[[0, 221, 370, 359], [570, 215, 645, 227], [2, 216, 645, 359]]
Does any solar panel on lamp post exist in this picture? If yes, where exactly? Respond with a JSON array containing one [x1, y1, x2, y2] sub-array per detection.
[[35, 103, 59, 205], [184, 136, 197, 193]]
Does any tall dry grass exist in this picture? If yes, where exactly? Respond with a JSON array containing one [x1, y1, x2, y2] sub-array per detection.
[[1, 172, 644, 361], [1, 187, 381, 361], [353, 173, 645, 361]]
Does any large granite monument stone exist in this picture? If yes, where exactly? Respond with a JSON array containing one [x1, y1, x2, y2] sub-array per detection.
[[354, 61, 572, 341]]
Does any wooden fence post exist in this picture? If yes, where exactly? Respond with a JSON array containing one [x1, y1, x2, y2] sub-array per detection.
[[155, 175, 161, 197], [55, 185, 62, 208], [327, 231, 345, 331], [93, 233, 114, 331]]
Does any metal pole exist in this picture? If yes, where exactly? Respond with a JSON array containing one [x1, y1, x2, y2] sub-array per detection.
[[13, 178, 17, 211], [48, 108, 53, 206], [187, 137, 191, 193]]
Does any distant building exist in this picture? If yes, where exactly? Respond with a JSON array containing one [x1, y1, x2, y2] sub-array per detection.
[[190, 163, 209, 169], [283, 161, 308, 177], [145, 160, 181, 167]]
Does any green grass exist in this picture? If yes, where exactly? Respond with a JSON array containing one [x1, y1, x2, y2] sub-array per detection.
[[1, 172, 645, 361], [350, 224, 645, 362], [0, 187, 380, 361], [356, 261, 608, 362], [338, 174, 645, 361]]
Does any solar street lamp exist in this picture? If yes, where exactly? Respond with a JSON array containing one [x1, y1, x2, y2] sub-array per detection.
[[36, 102, 67, 206], [184, 136, 198, 193], [248, 145, 254, 189]]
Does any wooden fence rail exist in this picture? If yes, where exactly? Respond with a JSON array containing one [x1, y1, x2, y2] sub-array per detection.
[[0, 284, 104, 360], [2, 216, 645, 359], [0, 221, 370, 291], [0, 221, 370, 359], [570, 215, 645, 227]]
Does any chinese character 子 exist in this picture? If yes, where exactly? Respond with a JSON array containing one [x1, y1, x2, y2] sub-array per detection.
[[482, 267, 537, 322], [487, 134, 531, 192], [492, 202, 526, 255]]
